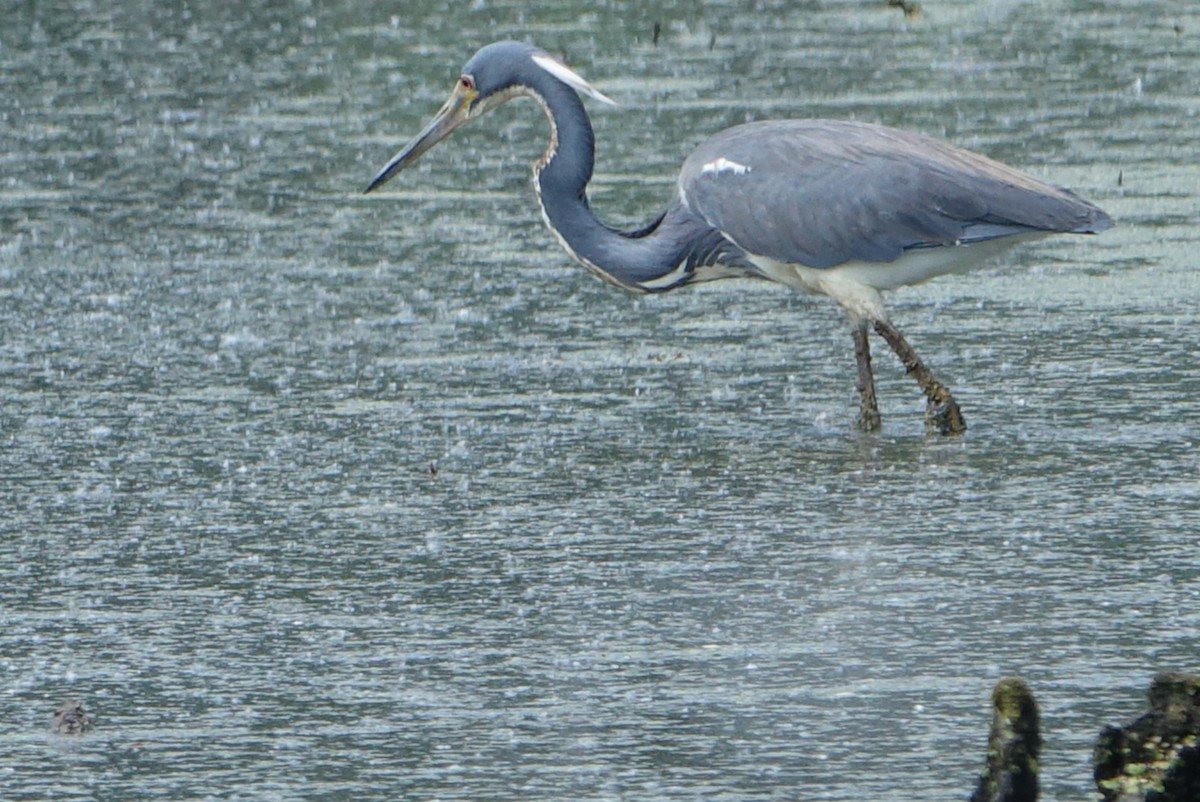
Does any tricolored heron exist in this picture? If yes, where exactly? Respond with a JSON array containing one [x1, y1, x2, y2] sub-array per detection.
[[365, 41, 1113, 435]]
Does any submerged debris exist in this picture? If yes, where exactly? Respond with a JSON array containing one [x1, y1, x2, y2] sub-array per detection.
[[51, 700, 92, 734], [971, 678, 1041, 802], [886, 0, 923, 18], [1094, 671, 1200, 802]]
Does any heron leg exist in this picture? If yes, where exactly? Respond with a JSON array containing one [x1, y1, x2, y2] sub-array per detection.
[[852, 323, 881, 432], [872, 319, 966, 436]]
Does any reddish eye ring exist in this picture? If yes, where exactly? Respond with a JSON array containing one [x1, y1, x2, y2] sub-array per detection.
[[459, 74, 475, 91]]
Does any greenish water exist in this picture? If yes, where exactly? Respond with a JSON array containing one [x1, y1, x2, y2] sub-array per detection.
[[2, 1, 1197, 800]]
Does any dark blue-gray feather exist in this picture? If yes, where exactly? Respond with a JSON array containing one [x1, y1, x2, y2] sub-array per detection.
[[680, 120, 1113, 269], [464, 41, 544, 98]]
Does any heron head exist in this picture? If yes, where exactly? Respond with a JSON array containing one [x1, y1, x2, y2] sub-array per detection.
[[364, 41, 614, 193]]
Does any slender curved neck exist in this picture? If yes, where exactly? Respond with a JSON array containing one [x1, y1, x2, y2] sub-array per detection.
[[522, 75, 702, 292]]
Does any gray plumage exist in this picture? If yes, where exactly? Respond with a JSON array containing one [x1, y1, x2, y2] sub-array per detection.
[[681, 119, 1111, 269]]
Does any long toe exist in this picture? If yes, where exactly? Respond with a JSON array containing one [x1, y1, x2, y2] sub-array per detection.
[[926, 395, 966, 436]]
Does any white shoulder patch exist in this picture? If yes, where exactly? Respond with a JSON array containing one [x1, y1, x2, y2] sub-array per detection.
[[700, 157, 752, 177]]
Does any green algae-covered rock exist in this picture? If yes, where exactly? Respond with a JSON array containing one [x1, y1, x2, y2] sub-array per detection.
[[1094, 671, 1200, 802], [971, 677, 1041, 802]]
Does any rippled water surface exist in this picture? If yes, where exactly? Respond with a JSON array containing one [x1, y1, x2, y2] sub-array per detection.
[[2, 1, 1198, 800]]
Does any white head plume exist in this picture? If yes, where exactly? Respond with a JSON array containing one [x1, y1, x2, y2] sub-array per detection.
[[531, 53, 617, 106]]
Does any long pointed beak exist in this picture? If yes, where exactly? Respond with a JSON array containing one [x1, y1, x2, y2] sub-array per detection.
[[364, 90, 473, 194]]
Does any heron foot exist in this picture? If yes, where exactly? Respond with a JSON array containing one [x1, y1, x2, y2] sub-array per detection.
[[857, 405, 883, 432], [872, 318, 967, 436], [925, 393, 966, 436]]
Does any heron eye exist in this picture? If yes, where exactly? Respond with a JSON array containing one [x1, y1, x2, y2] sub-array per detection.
[[459, 75, 475, 91]]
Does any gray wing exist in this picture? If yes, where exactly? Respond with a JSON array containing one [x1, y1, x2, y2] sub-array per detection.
[[679, 120, 1112, 269]]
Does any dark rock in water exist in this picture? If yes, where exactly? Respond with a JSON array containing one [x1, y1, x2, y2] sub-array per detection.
[[1094, 671, 1200, 802], [51, 700, 92, 734], [970, 678, 1041, 802]]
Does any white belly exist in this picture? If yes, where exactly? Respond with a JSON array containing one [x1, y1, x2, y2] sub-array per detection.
[[746, 234, 1046, 322]]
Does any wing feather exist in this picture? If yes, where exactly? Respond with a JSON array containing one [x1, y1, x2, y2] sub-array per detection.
[[679, 120, 1111, 269]]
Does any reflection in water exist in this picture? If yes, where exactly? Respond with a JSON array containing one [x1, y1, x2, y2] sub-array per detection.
[[1, 1, 1198, 800]]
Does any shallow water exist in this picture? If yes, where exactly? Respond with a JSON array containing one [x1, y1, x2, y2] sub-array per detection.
[[2, 1, 1198, 800]]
